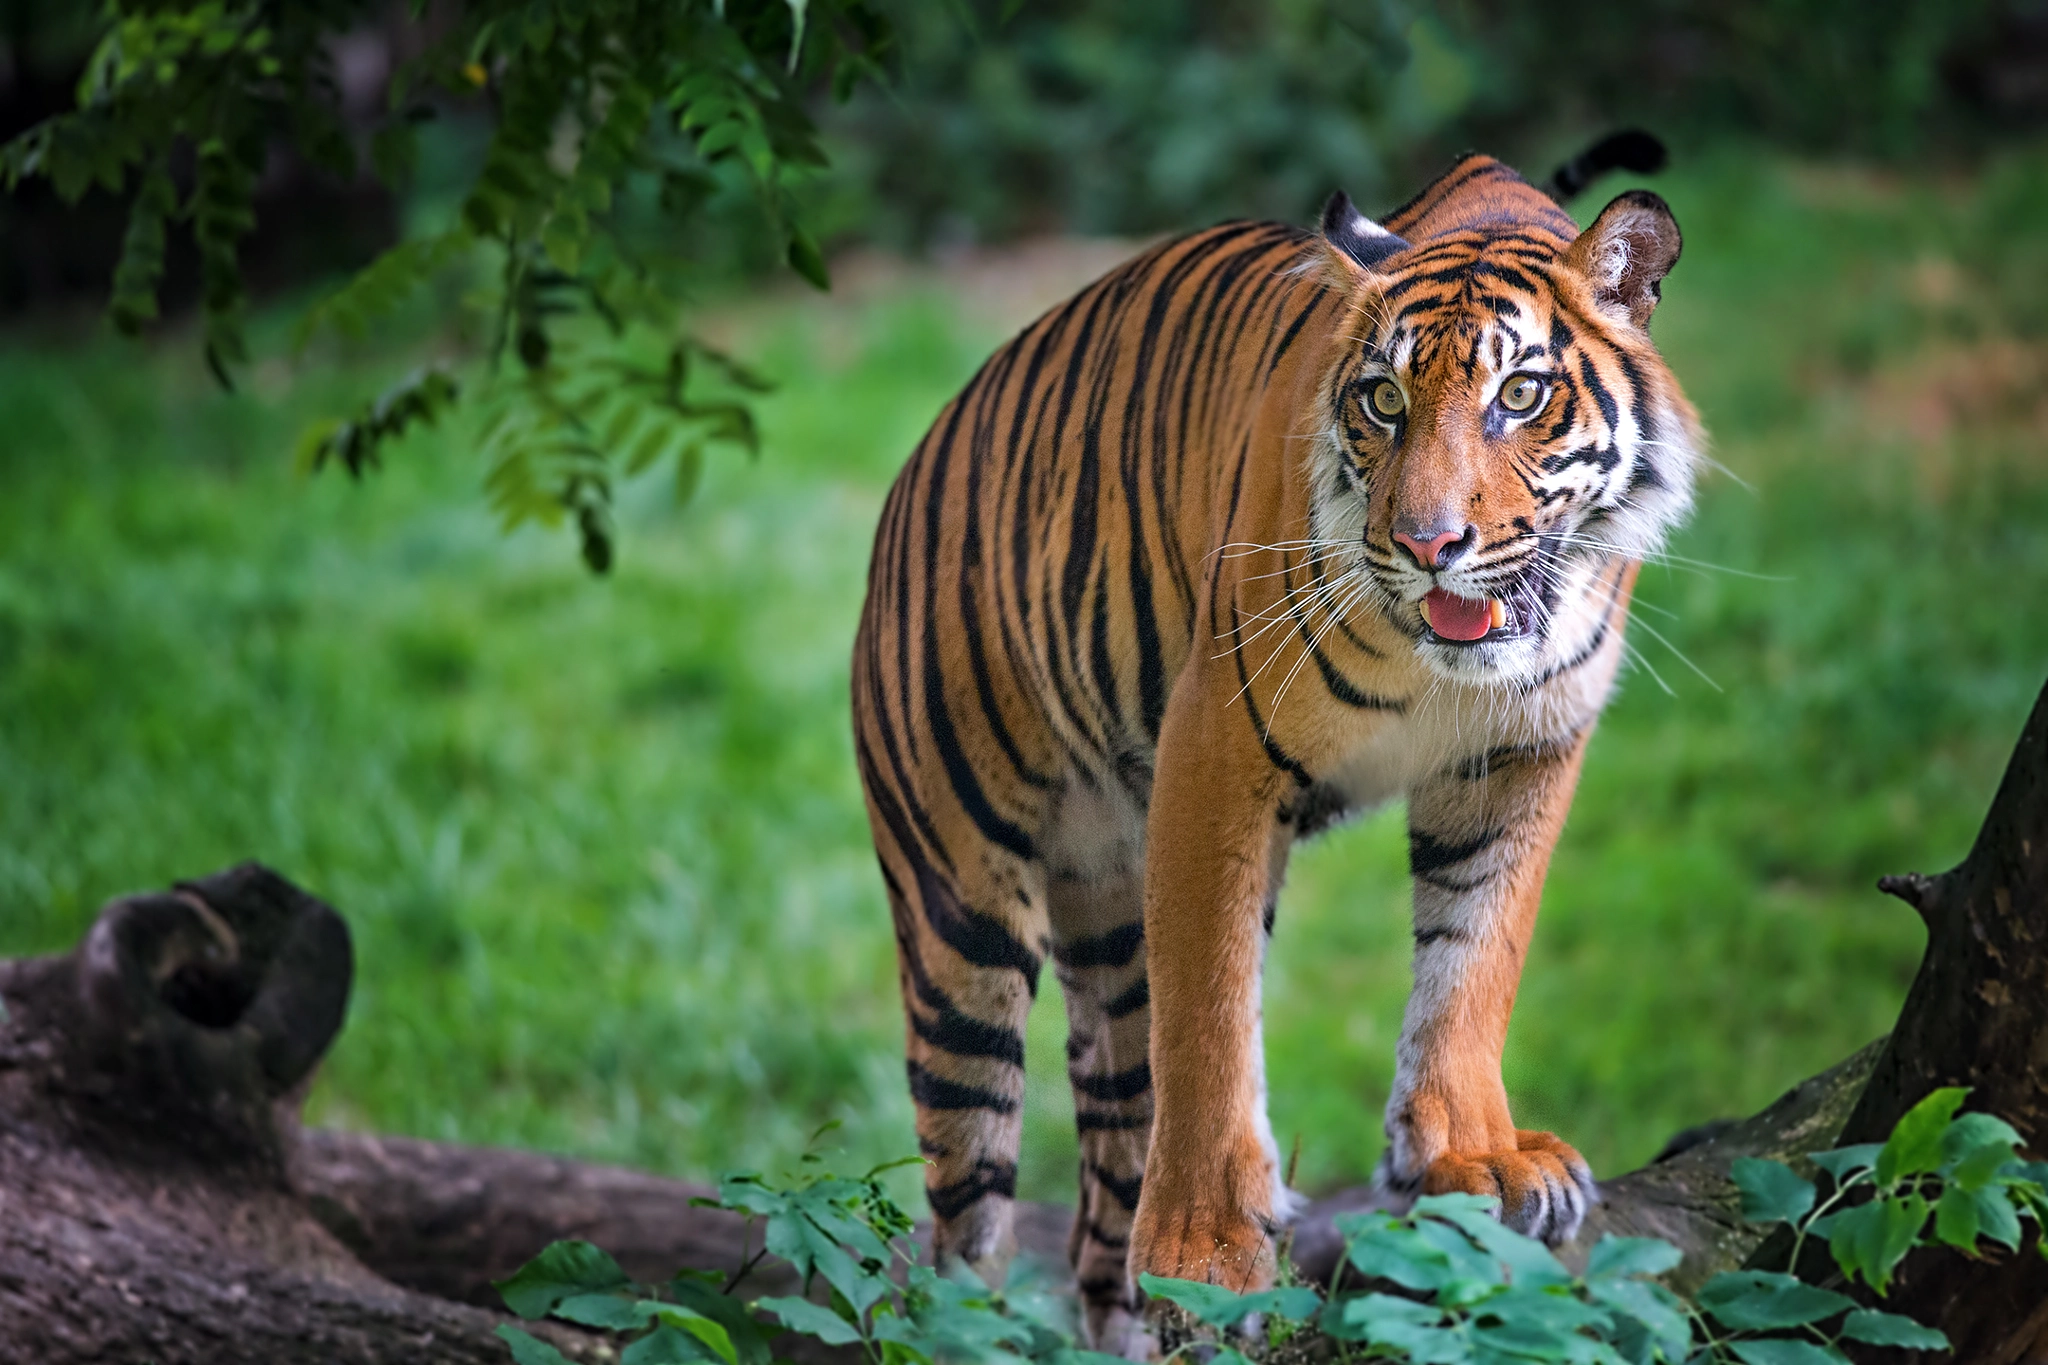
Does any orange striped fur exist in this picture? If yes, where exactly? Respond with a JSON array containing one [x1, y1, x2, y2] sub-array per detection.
[[852, 150, 1701, 1349]]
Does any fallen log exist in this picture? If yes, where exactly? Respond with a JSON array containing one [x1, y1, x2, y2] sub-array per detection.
[[0, 864, 603, 1365], [3, 674, 2045, 1363], [294, 1127, 1077, 1314]]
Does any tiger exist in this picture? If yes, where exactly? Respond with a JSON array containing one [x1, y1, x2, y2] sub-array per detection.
[[851, 132, 1700, 1351]]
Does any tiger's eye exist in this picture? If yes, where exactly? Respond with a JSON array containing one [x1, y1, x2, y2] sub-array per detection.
[[1499, 374, 1545, 414], [1368, 379, 1406, 419]]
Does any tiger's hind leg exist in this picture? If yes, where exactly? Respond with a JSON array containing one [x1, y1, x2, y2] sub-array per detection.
[[875, 827, 1049, 1283], [1044, 785, 1154, 1357]]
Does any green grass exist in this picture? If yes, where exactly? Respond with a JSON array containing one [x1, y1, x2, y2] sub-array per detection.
[[3, 145, 2047, 1210]]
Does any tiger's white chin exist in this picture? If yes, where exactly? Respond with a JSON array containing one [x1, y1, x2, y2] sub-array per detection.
[[1414, 630, 1547, 685]]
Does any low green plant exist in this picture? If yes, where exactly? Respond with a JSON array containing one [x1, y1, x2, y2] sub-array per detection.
[[1145, 1086, 2045, 1365], [493, 1088, 2043, 1365], [1729, 1087, 2048, 1297], [493, 1142, 1125, 1365]]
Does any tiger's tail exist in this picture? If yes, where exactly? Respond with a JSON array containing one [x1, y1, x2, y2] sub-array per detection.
[[1547, 129, 1667, 202]]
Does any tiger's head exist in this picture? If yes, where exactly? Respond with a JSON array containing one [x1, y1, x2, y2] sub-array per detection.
[[1306, 156, 1703, 688]]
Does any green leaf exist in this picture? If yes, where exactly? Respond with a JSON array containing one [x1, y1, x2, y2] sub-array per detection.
[[1323, 1290, 1442, 1334], [756, 1295, 862, 1346], [294, 231, 472, 352], [1339, 1212, 1457, 1292], [646, 1304, 740, 1365], [294, 417, 347, 475], [623, 1324, 723, 1365], [1324, 1294, 1464, 1362], [675, 444, 705, 505], [1941, 1111, 2024, 1190], [1251, 1285, 1324, 1322], [1469, 1320, 1593, 1363], [690, 341, 774, 393], [1936, 1182, 2022, 1252], [554, 1293, 654, 1330], [762, 1199, 888, 1312], [891, 1265, 1041, 1359], [1935, 1183, 1982, 1251], [625, 416, 675, 475], [1826, 1196, 1928, 1294], [1134, 1276, 1317, 1328], [791, 1183, 893, 1264], [1977, 1186, 2024, 1250], [1586, 1235, 1684, 1280], [876, 1340, 931, 1365], [1840, 1308, 1950, 1349], [1696, 1270, 1855, 1330], [1476, 1285, 1610, 1333], [665, 1277, 774, 1365], [1133, 1275, 1236, 1324], [1422, 1198, 1573, 1288], [1808, 1144, 1883, 1181], [1586, 1278, 1692, 1361], [1731, 1158, 1817, 1225], [786, 224, 829, 290], [496, 1325, 575, 1365], [1728, 1341, 1851, 1365], [713, 1174, 781, 1214], [109, 162, 173, 334], [495, 1241, 630, 1319], [1410, 1213, 1509, 1296], [1876, 1087, 1969, 1185], [1410, 1191, 1503, 1218]]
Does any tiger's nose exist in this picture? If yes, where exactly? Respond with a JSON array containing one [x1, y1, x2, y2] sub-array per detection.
[[1392, 524, 1474, 571]]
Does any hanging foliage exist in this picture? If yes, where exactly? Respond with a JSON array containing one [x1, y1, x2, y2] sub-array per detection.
[[1, 0, 891, 570]]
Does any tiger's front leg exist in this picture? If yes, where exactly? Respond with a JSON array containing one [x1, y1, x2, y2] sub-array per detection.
[[1127, 663, 1294, 1290], [1379, 738, 1597, 1244]]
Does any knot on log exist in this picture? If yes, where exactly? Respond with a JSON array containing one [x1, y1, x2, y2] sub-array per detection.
[[0, 865, 611, 1365], [6, 861, 352, 1165]]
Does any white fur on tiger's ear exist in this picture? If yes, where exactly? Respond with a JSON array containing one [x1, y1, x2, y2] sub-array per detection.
[[1566, 190, 1682, 330], [1318, 191, 1410, 277]]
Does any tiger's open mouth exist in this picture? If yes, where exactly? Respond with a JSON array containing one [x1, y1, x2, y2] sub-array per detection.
[[1419, 563, 1551, 646]]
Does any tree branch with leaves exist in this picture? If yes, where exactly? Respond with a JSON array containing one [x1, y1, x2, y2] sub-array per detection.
[[1, 0, 891, 570]]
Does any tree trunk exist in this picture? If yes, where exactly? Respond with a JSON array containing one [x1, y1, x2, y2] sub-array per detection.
[[1747, 677, 2048, 1362], [4, 675, 2046, 1363]]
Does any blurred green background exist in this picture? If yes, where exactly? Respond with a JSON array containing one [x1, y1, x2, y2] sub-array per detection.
[[4, 2, 2048, 1207]]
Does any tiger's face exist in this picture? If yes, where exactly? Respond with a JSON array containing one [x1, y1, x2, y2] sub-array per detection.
[[1309, 192, 1701, 687]]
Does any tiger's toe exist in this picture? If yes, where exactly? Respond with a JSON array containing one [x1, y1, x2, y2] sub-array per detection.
[[1420, 1130, 1595, 1245], [1131, 1202, 1277, 1290]]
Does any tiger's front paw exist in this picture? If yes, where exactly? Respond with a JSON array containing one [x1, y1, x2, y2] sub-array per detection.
[[1130, 1193, 1277, 1291], [1420, 1129, 1595, 1245]]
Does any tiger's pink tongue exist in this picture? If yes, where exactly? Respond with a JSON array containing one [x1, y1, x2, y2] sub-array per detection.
[[1423, 588, 1494, 641]]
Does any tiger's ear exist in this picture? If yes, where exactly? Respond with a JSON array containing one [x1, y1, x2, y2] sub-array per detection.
[[1318, 191, 1409, 278], [1565, 190, 1681, 330]]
